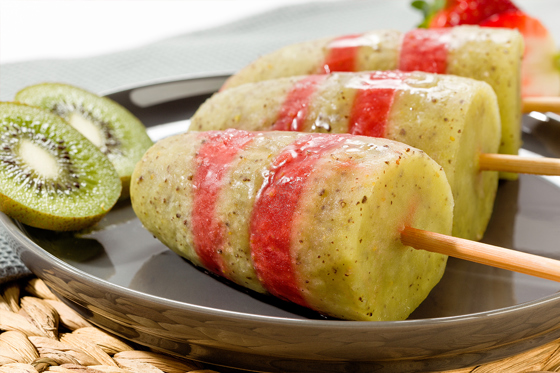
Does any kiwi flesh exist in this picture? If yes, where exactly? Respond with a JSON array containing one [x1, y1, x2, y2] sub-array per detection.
[[15, 83, 153, 199], [0, 102, 121, 231]]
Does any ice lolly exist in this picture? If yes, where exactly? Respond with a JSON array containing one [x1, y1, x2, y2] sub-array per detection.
[[192, 71, 501, 241], [130, 129, 454, 321], [221, 26, 523, 161]]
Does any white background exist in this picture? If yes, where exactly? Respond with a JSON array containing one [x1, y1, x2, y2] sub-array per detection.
[[1, 0, 560, 65], [0, 0, 328, 64]]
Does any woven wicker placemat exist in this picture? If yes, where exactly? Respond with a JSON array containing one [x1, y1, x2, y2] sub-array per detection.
[[1, 277, 560, 373]]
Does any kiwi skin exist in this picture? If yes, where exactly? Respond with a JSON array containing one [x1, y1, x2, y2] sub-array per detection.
[[0, 191, 112, 232], [15, 83, 153, 199], [0, 102, 122, 231]]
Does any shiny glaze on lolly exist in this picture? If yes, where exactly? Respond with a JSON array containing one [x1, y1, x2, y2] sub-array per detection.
[[192, 130, 256, 277], [273, 75, 327, 132], [249, 134, 348, 307]]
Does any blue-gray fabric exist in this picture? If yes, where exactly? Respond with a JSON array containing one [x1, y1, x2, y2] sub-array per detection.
[[0, 1, 417, 101]]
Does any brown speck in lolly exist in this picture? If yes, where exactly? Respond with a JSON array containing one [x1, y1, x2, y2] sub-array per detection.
[[183, 220, 189, 226], [444, 118, 448, 122], [362, 196, 367, 203], [176, 213, 181, 218], [400, 128, 406, 136], [187, 175, 193, 181], [319, 189, 326, 196], [138, 175, 143, 183]]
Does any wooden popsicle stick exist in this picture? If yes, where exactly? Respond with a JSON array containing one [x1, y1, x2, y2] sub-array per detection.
[[401, 226, 560, 282], [479, 153, 560, 176], [522, 96, 560, 113]]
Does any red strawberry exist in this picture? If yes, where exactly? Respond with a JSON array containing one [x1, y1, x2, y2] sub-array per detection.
[[412, 0, 518, 28], [479, 9, 547, 37]]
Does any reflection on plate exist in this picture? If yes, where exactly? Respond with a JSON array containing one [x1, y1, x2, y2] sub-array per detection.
[[4, 74, 560, 373]]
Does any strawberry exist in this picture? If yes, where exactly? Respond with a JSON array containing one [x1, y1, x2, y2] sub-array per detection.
[[479, 9, 547, 37], [412, 0, 518, 28]]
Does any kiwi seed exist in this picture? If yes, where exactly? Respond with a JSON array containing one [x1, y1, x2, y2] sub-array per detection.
[[0, 102, 121, 231], [15, 83, 154, 199]]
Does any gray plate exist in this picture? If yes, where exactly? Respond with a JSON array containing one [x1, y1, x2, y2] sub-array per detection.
[[5, 74, 560, 373]]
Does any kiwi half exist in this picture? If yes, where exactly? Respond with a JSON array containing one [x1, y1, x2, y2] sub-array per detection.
[[0, 102, 121, 231], [15, 83, 153, 199]]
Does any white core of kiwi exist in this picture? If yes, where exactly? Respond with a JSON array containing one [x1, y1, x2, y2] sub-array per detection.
[[18, 139, 60, 180], [68, 112, 104, 147]]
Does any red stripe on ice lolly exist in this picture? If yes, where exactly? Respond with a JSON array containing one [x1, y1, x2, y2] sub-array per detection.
[[273, 75, 326, 131], [192, 130, 256, 277], [399, 29, 451, 74], [250, 134, 348, 307], [348, 71, 411, 137], [322, 34, 362, 73]]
